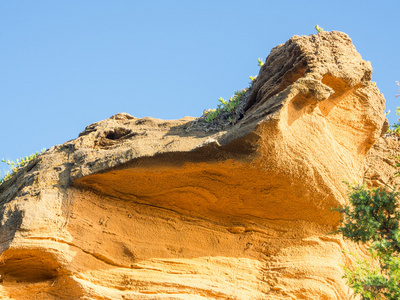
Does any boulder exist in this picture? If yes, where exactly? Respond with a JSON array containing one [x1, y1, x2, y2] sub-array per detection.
[[0, 31, 388, 299]]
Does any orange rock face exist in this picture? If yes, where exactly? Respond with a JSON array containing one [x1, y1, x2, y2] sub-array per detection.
[[0, 31, 390, 299]]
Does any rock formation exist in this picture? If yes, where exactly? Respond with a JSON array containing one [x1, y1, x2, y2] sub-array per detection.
[[0, 31, 391, 299]]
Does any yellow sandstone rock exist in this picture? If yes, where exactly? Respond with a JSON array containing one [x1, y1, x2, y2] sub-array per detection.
[[0, 31, 392, 299]]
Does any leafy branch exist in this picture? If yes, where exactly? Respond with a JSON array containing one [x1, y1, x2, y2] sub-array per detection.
[[332, 182, 400, 299]]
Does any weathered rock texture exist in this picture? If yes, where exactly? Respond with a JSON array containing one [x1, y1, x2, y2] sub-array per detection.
[[0, 31, 391, 299]]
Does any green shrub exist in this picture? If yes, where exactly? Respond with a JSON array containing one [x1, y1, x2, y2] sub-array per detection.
[[332, 182, 400, 299]]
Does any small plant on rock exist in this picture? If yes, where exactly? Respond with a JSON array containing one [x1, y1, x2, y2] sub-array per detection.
[[249, 75, 257, 81], [203, 108, 221, 123], [202, 89, 247, 123], [0, 148, 45, 184], [388, 108, 400, 135], [201, 58, 263, 125], [315, 25, 324, 33], [386, 81, 400, 135]]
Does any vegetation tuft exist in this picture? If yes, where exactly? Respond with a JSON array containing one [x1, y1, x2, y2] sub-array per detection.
[[202, 58, 264, 124], [315, 25, 324, 33], [187, 57, 265, 132], [385, 81, 400, 135], [202, 89, 248, 124], [0, 149, 46, 185]]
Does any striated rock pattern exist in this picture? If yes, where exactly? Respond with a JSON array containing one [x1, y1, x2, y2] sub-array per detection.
[[0, 31, 390, 299]]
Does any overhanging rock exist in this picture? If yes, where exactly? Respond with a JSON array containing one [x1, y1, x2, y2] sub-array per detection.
[[0, 31, 387, 299]]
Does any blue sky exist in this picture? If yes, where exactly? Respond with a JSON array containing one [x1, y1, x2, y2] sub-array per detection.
[[1, 1, 399, 175]]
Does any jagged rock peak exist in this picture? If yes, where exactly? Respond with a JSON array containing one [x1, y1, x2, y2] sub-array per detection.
[[246, 31, 373, 112]]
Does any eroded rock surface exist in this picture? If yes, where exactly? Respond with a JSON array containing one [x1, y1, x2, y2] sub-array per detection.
[[0, 31, 389, 299]]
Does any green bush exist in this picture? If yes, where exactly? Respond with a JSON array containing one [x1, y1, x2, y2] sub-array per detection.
[[332, 182, 400, 299]]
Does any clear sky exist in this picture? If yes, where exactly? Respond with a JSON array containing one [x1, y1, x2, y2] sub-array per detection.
[[1, 1, 399, 175]]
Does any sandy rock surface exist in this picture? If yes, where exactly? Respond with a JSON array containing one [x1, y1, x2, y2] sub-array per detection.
[[0, 31, 392, 299]]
